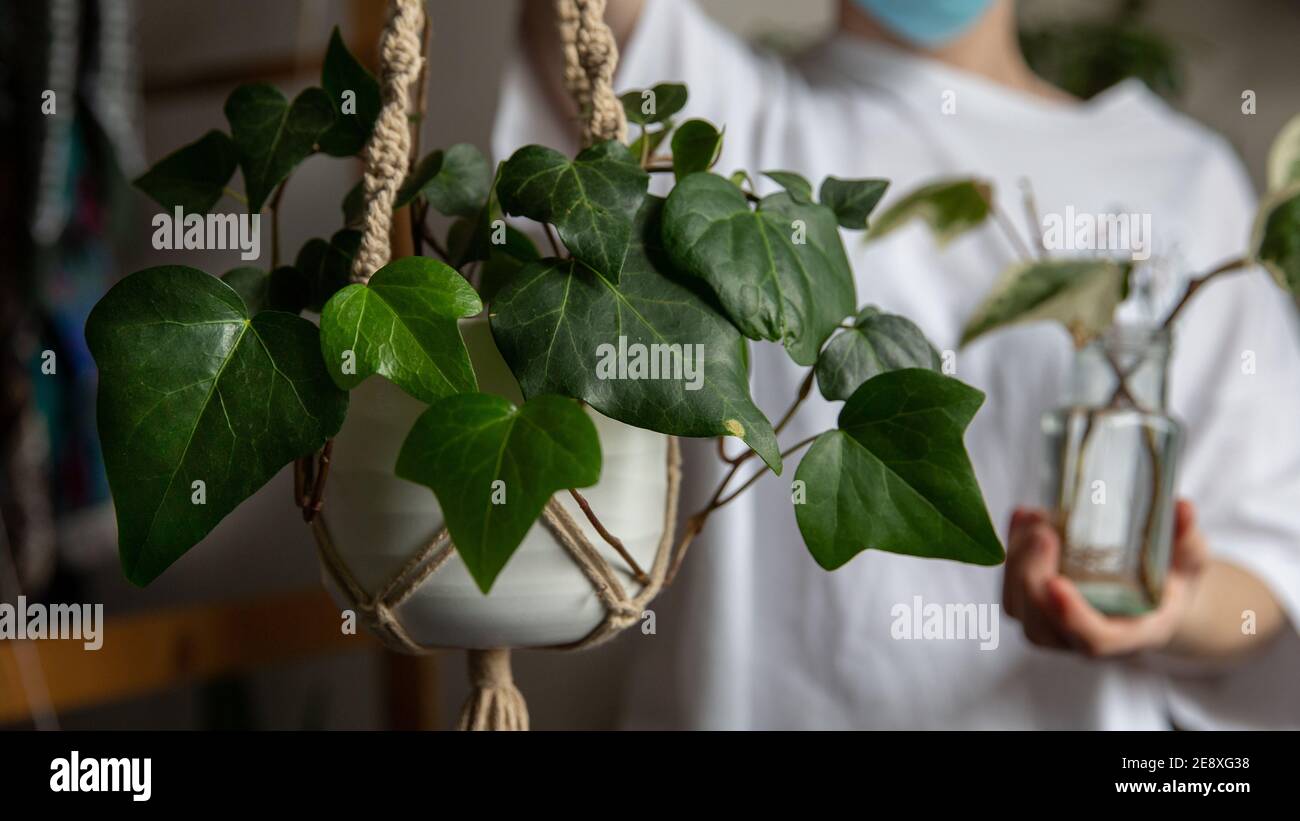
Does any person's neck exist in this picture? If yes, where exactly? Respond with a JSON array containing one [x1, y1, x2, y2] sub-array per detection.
[[838, 0, 1074, 103]]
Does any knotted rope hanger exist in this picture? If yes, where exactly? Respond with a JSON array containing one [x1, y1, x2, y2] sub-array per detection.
[[351, 0, 423, 282], [304, 0, 678, 731], [556, 0, 627, 145]]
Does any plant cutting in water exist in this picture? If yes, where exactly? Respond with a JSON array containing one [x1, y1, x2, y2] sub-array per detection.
[[896, 115, 1300, 612], [87, 25, 1026, 595]]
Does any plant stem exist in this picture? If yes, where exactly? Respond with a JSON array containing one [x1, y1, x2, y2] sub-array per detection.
[[990, 200, 1034, 263], [665, 433, 817, 585], [268, 179, 288, 268], [714, 435, 816, 508], [717, 436, 741, 464], [421, 223, 451, 262], [723, 367, 814, 477], [1158, 256, 1248, 330], [568, 489, 649, 584], [412, 200, 426, 257], [639, 125, 650, 168], [410, 14, 431, 166], [774, 369, 815, 436], [223, 187, 248, 206], [1018, 178, 1047, 259], [645, 163, 673, 174], [408, 16, 433, 257], [543, 222, 564, 258], [302, 440, 333, 523]]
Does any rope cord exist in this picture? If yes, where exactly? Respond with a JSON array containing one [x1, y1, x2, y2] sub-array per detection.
[[555, 0, 627, 145], [305, 0, 671, 731], [351, 0, 423, 283], [312, 437, 681, 654]]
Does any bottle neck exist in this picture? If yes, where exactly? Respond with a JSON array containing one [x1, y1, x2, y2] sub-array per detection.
[[1069, 325, 1172, 412]]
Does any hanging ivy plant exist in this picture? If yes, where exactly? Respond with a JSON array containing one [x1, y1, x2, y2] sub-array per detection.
[[89, 27, 1016, 590]]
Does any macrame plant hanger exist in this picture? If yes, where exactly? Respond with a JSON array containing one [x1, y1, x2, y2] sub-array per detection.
[[298, 0, 681, 731]]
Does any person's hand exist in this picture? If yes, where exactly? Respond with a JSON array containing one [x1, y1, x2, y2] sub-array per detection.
[[1001, 500, 1209, 656]]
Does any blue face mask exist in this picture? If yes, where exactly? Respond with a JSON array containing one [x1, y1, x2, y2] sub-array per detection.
[[851, 0, 996, 48]]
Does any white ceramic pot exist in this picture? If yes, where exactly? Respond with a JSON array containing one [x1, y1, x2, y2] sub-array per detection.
[[321, 318, 670, 648]]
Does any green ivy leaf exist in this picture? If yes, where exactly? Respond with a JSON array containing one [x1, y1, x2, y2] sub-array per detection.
[[1267, 114, 1300, 192], [670, 119, 722, 180], [960, 258, 1132, 347], [620, 83, 688, 125], [318, 27, 381, 157], [295, 229, 361, 313], [396, 393, 601, 593], [628, 119, 674, 162], [795, 369, 1002, 570], [342, 180, 365, 227], [319, 256, 481, 403], [476, 224, 540, 303], [491, 196, 782, 472], [497, 141, 648, 283], [395, 144, 493, 217], [224, 84, 335, 212], [86, 267, 348, 585], [815, 306, 940, 401], [444, 160, 511, 268], [221, 266, 309, 315], [662, 172, 856, 365], [763, 170, 813, 203], [1252, 186, 1300, 296], [819, 176, 890, 230], [133, 130, 238, 215], [867, 178, 992, 246]]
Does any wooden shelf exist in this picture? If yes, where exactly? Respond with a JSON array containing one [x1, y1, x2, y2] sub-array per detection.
[[0, 589, 373, 725]]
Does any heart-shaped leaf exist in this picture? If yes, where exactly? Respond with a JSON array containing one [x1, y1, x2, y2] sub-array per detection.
[[221, 266, 309, 315], [396, 393, 601, 593], [1252, 185, 1300, 296], [441, 160, 511, 268], [342, 180, 365, 227], [491, 196, 782, 471], [225, 84, 335, 212], [474, 223, 540, 303], [670, 119, 722, 180], [662, 172, 856, 365], [134, 130, 238, 215], [620, 83, 687, 125], [86, 266, 348, 585], [295, 229, 361, 312], [867, 178, 992, 246], [795, 369, 1002, 570], [628, 119, 674, 161], [816, 306, 940, 401], [317, 27, 381, 157], [763, 170, 813, 203], [319, 256, 481, 403], [395, 144, 493, 217], [819, 176, 889, 230], [961, 258, 1132, 347], [1267, 114, 1300, 193], [498, 141, 649, 283]]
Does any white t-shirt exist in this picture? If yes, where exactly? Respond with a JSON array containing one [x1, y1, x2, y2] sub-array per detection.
[[493, 0, 1300, 729]]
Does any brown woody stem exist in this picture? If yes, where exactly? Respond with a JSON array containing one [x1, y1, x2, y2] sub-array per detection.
[[569, 488, 649, 584]]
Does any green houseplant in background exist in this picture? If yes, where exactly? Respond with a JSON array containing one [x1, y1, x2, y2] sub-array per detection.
[[1019, 0, 1184, 102], [86, 26, 1009, 599], [880, 115, 1300, 613]]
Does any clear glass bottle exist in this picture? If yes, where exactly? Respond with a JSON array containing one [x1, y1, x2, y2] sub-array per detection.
[[1041, 325, 1183, 615]]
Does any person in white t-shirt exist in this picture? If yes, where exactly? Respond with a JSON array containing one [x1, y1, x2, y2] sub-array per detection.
[[495, 0, 1300, 728]]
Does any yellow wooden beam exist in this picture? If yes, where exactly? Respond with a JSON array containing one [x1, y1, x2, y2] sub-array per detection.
[[0, 589, 370, 725]]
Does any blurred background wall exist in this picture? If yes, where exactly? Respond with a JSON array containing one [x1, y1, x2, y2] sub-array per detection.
[[3, 0, 1298, 730]]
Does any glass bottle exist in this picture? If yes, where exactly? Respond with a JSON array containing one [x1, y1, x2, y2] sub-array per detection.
[[1041, 325, 1183, 615]]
